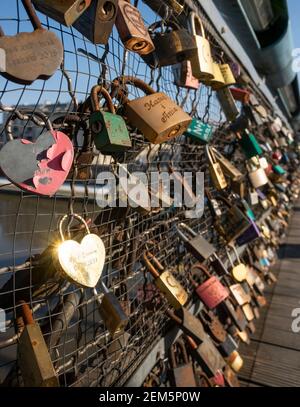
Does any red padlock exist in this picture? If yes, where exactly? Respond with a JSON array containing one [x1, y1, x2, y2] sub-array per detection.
[[230, 88, 250, 104], [190, 264, 229, 309]]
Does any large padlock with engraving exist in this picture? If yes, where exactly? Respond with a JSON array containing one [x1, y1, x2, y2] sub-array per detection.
[[144, 20, 197, 67], [32, 0, 92, 26], [187, 12, 214, 80], [190, 263, 229, 309], [0, 0, 63, 85], [143, 252, 188, 309], [18, 302, 59, 387], [185, 118, 213, 143], [172, 60, 200, 90], [115, 0, 154, 55], [112, 76, 192, 144], [176, 223, 216, 262], [169, 339, 197, 387], [73, 0, 118, 44], [90, 85, 132, 152], [206, 146, 227, 190], [97, 281, 129, 336], [217, 88, 239, 122]]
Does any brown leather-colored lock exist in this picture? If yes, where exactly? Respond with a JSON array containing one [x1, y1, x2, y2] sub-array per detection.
[[199, 309, 227, 343], [169, 339, 197, 387], [112, 76, 192, 144], [115, 0, 154, 55]]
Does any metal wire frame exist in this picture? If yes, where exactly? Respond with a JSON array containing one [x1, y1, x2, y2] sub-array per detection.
[[0, 0, 292, 387]]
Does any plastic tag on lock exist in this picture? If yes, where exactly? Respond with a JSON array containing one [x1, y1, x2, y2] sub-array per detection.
[[185, 118, 213, 143]]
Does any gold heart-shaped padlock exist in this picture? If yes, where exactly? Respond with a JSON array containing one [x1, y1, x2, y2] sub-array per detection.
[[57, 214, 106, 288]]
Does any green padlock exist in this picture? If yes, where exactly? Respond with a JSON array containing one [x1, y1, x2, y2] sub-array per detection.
[[185, 118, 213, 143], [272, 164, 286, 175], [90, 85, 132, 153], [239, 130, 262, 159]]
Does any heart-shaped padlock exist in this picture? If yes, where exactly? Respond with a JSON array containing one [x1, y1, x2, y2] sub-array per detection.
[[0, 112, 74, 196], [57, 214, 106, 288]]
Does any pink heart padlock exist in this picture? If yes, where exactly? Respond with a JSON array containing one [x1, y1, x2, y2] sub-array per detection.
[[0, 129, 74, 196]]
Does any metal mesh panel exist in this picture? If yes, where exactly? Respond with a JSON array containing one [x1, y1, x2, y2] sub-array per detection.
[[0, 0, 283, 387]]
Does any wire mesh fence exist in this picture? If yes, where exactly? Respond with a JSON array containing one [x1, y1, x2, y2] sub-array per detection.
[[0, 0, 293, 387]]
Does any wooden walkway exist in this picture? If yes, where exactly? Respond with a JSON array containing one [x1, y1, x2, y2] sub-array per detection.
[[239, 201, 300, 387]]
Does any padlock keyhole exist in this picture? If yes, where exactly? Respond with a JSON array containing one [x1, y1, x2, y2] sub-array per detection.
[[91, 120, 103, 134], [100, 1, 116, 21]]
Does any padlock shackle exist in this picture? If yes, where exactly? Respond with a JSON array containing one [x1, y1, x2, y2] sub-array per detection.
[[191, 263, 211, 280], [176, 222, 197, 242], [148, 20, 182, 33], [143, 251, 164, 279], [188, 12, 205, 39], [170, 339, 190, 368], [111, 76, 155, 105], [19, 301, 34, 325], [22, 0, 43, 30], [91, 85, 116, 114], [205, 145, 217, 165], [59, 213, 90, 241]]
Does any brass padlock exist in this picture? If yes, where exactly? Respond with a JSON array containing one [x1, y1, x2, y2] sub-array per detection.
[[144, 20, 197, 67], [97, 282, 129, 336], [169, 339, 197, 387], [219, 63, 236, 87], [32, 0, 92, 26], [226, 244, 248, 282], [143, 252, 188, 309], [18, 302, 59, 387], [207, 61, 225, 90], [90, 85, 132, 152], [73, 0, 117, 44], [187, 12, 214, 80], [211, 147, 243, 181], [217, 88, 239, 122], [112, 76, 192, 144], [115, 0, 154, 55], [226, 350, 243, 373], [206, 146, 227, 190]]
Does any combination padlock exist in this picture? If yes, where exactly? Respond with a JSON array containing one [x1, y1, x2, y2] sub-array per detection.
[[115, 0, 154, 55], [190, 263, 229, 309], [143, 252, 188, 309], [18, 302, 59, 387], [112, 76, 192, 144], [90, 85, 132, 152], [32, 0, 92, 26]]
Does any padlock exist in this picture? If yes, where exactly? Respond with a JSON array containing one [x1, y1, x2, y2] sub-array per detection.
[[230, 87, 250, 104], [249, 189, 259, 206], [18, 302, 59, 387], [185, 118, 213, 143], [211, 147, 243, 181], [190, 263, 229, 309], [172, 60, 200, 90], [216, 88, 239, 122], [112, 76, 192, 144], [207, 61, 226, 89], [115, 0, 154, 55], [205, 188, 222, 218], [90, 85, 132, 152], [0, 0, 63, 85], [219, 63, 236, 87], [242, 303, 255, 322], [257, 188, 270, 209], [236, 217, 260, 246], [167, 307, 206, 345], [224, 366, 240, 387], [145, 20, 197, 67], [218, 334, 239, 358], [97, 281, 129, 335], [32, 0, 92, 26], [176, 222, 216, 262], [186, 335, 226, 378], [229, 62, 241, 79], [239, 130, 263, 158], [206, 146, 227, 190], [211, 196, 252, 243], [143, 252, 188, 309], [169, 339, 197, 387], [73, 0, 117, 44], [187, 12, 214, 80], [226, 245, 248, 282], [247, 159, 269, 189], [229, 283, 251, 306], [226, 350, 243, 373], [199, 309, 227, 344], [162, 0, 184, 14], [220, 298, 248, 332]]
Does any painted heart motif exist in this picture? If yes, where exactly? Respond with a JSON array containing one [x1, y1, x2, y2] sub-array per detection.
[[0, 130, 74, 196], [58, 234, 106, 288], [0, 29, 63, 85]]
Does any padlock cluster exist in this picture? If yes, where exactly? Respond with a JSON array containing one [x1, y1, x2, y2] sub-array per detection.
[[0, 0, 299, 388]]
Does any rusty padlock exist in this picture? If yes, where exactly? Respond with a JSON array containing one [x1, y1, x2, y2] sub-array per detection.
[[112, 76, 192, 144], [115, 0, 154, 55], [190, 263, 229, 309], [169, 339, 197, 387], [32, 0, 92, 26]]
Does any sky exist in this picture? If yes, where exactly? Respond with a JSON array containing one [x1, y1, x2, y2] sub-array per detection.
[[0, 0, 299, 107]]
